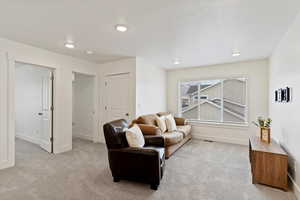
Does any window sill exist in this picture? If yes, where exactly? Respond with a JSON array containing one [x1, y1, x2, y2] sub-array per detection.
[[187, 120, 249, 128]]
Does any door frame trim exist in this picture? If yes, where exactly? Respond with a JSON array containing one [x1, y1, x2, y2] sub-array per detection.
[[0, 51, 15, 169], [50, 71, 54, 153]]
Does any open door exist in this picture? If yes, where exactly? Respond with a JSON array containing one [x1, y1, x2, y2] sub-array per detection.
[[39, 71, 53, 153]]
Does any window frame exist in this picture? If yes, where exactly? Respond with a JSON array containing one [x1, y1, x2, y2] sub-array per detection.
[[178, 76, 249, 126]]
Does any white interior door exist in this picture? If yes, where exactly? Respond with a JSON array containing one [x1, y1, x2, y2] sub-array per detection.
[[39, 71, 53, 153], [105, 73, 131, 122]]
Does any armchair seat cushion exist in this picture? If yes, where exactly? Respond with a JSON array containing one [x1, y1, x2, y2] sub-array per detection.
[[176, 125, 192, 137], [163, 131, 184, 146], [143, 146, 165, 163]]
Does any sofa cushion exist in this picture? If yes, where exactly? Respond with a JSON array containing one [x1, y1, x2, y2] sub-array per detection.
[[137, 114, 158, 126], [174, 117, 187, 126], [177, 125, 192, 137], [163, 131, 184, 146], [137, 124, 162, 135]]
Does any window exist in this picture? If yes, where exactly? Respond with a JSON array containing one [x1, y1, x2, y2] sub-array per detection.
[[179, 78, 247, 125]]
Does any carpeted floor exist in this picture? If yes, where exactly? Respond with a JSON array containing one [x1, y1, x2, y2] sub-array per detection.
[[0, 138, 296, 200]]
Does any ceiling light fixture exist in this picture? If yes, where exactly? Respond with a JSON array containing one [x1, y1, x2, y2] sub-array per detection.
[[65, 42, 75, 49], [86, 50, 94, 55], [115, 24, 128, 32], [173, 59, 180, 65], [232, 51, 241, 57]]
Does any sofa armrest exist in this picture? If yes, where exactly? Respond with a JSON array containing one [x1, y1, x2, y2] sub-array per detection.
[[174, 117, 187, 125], [137, 124, 162, 136], [144, 135, 165, 147]]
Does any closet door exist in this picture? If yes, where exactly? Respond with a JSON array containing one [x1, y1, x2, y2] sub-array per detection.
[[105, 73, 131, 122]]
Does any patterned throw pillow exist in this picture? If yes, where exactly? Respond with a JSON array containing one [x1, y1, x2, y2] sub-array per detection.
[[156, 116, 167, 133], [125, 124, 145, 147], [165, 114, 177, 132]]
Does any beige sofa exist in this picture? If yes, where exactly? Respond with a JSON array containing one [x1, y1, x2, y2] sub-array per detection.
[[132, 112, 192, 158]]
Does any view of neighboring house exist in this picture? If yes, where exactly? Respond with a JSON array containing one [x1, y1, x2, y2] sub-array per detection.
[[180, 78, 247, 123]]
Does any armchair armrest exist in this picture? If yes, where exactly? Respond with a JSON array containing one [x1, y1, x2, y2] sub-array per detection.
[[137, 124, 162, 136], [144, 135, 165, 147], [108, 147, 161, 182], [174, 117, 187, 125], [110, 147, 160, 156]]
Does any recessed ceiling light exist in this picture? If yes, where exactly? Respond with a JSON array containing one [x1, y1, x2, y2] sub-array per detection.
[[174, 59, 180, 65], [86, 50, 94, 55], [115, 24, 128, 32], [232, 51, 241, 57], [65, 42, 75, 49]]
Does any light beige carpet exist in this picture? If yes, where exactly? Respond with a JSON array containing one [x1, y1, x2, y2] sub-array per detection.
[[0, 138, 296, 200]]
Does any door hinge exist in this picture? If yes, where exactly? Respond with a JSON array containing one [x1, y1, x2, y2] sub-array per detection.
[[105, 81, 107, 86], [105, 106, 107, 110], [50, 75, 54, 81], [50, 106, 54, 111], [50, 137, 53, 142]]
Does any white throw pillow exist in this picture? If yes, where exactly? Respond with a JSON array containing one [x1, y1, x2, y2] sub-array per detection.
[[125, 124, 145, 148], [156, 116, 167, 133], [165, 114, 177, 132]]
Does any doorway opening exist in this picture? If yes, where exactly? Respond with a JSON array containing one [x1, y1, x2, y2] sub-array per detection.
[[72, 72, 96, 142], [15, 62, 54, 153]]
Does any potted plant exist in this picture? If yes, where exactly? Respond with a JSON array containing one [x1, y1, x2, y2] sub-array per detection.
[[253, 117, 272, 143]]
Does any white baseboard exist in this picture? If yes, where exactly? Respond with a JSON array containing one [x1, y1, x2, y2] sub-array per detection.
[[192, 133, 248, 145], [73, 133, 93, 141], [16, 133, 40, 145], [0, 159, 14, 170], [54, 144, 72, 154], [289, 173, 300, 199]]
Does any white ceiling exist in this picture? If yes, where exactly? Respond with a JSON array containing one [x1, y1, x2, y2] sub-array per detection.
[[0, 0, 300, 69]]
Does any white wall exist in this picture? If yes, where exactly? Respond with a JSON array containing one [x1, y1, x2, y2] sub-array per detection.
[[0, 37, 99, 169], [136, 58, 167, 116], [269, 12, 300, 198], [15, 63, 51, 144], [167, 59, 269, 145], [72, 73, 95, 141]]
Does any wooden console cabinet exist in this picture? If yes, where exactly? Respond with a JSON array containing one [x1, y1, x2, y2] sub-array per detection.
[[249, 136, 288, 191]]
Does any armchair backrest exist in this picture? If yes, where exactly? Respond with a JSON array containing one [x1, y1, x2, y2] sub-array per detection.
[[103, 119, 129, 149]]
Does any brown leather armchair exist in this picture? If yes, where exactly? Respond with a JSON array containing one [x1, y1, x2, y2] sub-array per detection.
[[103, 119, 165, 190]]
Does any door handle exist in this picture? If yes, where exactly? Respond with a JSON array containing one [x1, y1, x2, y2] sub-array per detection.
[[125, 113, 129, 116], [38, 113, 43, 116]]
